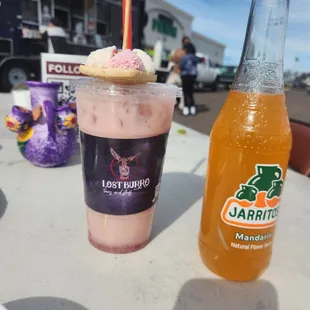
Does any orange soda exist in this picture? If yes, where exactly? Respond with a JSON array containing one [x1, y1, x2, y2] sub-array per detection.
[[199, 0, 292, 281], [199, 91, 291, 281]]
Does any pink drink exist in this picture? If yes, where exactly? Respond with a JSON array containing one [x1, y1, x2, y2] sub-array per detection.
[[74, 79, 179, 253]]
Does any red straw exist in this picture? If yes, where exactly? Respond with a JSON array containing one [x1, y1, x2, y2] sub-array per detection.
[[122, 0, 132, 50]]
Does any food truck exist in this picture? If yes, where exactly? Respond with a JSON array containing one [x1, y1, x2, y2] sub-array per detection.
[[0, 0, 146, 91]]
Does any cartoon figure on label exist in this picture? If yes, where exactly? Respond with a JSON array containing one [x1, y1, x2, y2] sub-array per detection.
[[110, 147, 141, 180], [221, 164, 284, 229]]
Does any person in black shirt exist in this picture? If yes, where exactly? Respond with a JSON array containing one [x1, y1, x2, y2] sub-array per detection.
[[179, 43, 198, 116]]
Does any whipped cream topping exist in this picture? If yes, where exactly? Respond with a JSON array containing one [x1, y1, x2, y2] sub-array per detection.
[[84, 46, 155, 74]]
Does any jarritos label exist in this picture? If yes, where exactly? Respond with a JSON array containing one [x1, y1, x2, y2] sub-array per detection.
[[221, 164, 284, 229]]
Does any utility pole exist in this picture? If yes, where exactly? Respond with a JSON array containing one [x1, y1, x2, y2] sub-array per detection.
[[293, 56, 299, 77]]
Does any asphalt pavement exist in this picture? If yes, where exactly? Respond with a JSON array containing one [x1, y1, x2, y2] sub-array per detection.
[[173, 88, 310, 135]]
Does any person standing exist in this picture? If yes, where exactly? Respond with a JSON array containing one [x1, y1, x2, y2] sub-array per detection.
[[166, 64, 185, 110], [42, 4, 52, 26], [167, 46, 185, 110], [178, 43, 198, 116], [73, 21, 87, 45], [182, 36, 196, 54], [41, 17, 68, 54]]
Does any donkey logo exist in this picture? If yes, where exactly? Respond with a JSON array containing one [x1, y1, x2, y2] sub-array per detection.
[[110, 147, 141, 180]]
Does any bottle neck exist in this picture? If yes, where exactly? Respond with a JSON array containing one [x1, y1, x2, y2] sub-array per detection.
[[233, 0, 290, 94]]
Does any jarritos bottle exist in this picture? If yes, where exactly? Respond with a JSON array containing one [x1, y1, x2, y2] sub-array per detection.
[[199, 0, 292, 281]]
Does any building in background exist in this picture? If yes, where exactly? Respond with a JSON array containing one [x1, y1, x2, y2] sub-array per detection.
[[144, 0, 193, 54], [144, 0, 226, 65], [192, 31, 225, 65]]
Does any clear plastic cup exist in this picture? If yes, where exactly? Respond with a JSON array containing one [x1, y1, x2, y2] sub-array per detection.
[[73, 78, 181, 253]]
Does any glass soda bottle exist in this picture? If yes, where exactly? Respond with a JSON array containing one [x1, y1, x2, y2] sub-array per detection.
[[199, 0, 292, 282]]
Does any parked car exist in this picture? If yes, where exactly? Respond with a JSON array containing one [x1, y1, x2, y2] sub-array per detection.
[[194, 53, 219, 91], [304, 77, 310, 95], [292, 74, 309, 89], [217, 65, 237, 89]]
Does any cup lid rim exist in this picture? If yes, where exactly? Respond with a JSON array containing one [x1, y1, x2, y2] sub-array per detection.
[[71, 78, 182, 98]]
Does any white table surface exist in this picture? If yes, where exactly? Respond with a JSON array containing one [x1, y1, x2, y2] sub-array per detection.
[[0, 94, 309, 310]]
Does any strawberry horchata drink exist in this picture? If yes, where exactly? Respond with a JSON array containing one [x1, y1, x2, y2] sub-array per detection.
[[73, 46, 181, 253]]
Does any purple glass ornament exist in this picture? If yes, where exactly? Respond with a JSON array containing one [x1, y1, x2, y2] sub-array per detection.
[[6, 81, 78, 168]]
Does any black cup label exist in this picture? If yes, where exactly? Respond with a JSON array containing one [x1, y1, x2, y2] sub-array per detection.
[[80, 131, 169, 215]]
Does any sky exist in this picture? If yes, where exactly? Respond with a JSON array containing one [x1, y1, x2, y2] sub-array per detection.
[[166, 0, 310, 72]]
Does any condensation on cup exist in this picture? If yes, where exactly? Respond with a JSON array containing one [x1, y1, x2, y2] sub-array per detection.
[[73, 78, 182, 253]]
